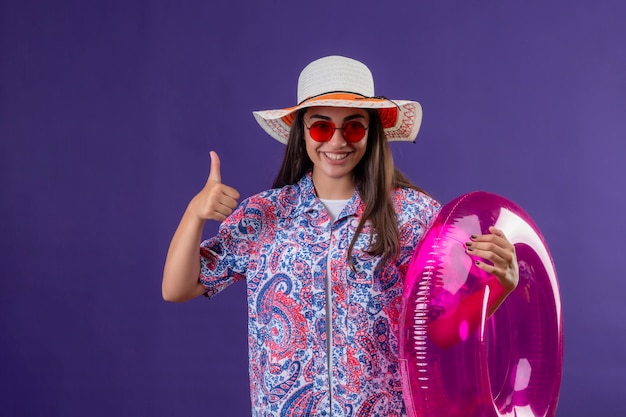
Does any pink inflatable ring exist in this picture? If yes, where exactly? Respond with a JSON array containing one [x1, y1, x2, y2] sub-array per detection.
[[399, 191, 563, 417]]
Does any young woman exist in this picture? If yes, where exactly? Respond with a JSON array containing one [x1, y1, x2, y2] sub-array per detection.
[[162, 55, 518, 416]]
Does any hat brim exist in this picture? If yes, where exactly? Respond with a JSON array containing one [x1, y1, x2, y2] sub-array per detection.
[[253, 93, 422, 145]]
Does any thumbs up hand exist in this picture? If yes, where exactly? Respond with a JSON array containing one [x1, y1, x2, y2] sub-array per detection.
[[189, 151, 241, 221]]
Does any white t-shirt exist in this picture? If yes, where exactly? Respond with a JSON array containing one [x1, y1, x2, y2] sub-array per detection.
[[320, 198, 350, 223]]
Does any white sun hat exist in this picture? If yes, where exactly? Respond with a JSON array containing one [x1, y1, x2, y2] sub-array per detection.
[[253, 55, 423, 144]]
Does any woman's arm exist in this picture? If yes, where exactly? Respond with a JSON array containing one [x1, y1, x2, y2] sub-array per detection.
[[162, 151, 240, 302], [427, 226, 519, 348]]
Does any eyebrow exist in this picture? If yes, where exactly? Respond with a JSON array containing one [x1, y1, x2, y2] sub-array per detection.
[[307, 113, 367, 122]]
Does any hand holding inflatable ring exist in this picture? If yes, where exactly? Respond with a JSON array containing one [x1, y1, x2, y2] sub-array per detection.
[[399, 192, 563, 417]]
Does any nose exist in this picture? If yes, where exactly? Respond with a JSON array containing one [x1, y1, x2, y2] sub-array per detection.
[[326, 127, 347, 146]]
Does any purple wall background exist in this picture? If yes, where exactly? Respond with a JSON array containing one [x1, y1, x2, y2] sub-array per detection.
[[1, 0, 624, 416]]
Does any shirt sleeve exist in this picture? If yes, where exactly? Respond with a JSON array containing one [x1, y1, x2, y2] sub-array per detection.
[[198, 196, 265, 299]]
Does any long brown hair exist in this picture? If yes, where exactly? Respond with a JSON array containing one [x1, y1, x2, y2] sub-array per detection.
[[272, 108, 427, 269]]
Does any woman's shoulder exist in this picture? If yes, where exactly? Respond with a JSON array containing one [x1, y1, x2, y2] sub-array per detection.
[[392, 187, 441, 222], [393, 186, 440, 206]]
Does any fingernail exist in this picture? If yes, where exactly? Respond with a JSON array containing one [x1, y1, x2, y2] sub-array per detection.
[[470, 235, 477, 240]]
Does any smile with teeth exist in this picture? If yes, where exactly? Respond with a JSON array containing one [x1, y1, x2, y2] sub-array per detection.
[[323, 152, 349, 161]]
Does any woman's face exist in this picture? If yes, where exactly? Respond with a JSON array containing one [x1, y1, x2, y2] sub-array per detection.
[[303, 106, 369, 197]]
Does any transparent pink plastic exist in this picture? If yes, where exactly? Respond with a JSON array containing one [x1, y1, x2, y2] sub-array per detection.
[[399, 191, 563, 417]]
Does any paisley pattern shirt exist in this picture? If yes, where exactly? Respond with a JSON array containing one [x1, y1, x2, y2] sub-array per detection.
[[199, 173, 440, 417]]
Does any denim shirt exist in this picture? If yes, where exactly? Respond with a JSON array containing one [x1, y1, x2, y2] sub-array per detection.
[[199, 173, 440, 417]]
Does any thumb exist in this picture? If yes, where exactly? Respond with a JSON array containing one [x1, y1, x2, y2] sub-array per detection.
[[208, 151, 221, 183]]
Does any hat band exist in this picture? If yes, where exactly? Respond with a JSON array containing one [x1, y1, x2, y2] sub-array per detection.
[[298, 90, 396, 107], [279, 99, 401, 131]]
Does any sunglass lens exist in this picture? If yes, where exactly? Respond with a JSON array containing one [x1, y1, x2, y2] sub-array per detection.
[[310, 121, 334, 142], [343, 121, 366, 142]]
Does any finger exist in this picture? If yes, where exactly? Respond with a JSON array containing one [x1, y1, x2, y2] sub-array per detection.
[[466, 233, 515, 265], [469, 229, 513, 254], [216, 194, 240, 211], [205, 186, 239, 216], [474, 260, 502, 279], [467, 240, 511, 260], [488, 226, 504, 236], [210, 212, 228, 222], [470, 227, 507, 245], [212, 204, 234, 219], [221, 184, 241, 201], [208, 151, 221, 183], [203, 196, 235, 220], [467, 246, 506, 266]]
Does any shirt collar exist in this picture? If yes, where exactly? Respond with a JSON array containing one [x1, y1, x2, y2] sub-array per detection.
[[287, 172, 365, 220]]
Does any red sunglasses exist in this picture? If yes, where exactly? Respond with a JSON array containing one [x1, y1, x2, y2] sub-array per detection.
[[303, 119, 369, 143]]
